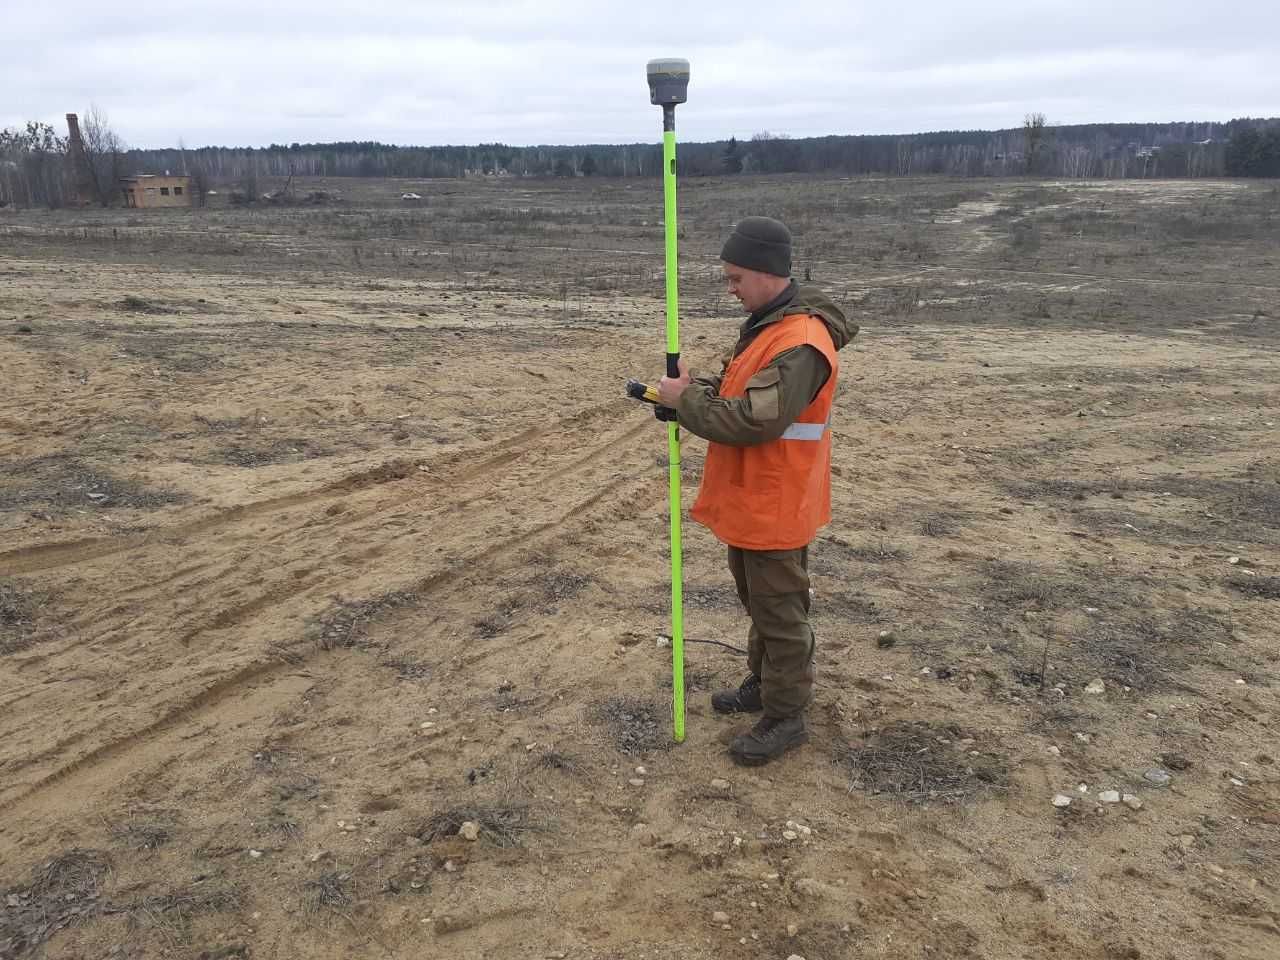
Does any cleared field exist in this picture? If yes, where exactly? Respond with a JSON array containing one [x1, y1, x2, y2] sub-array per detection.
[[1, 174, 1278, 960]]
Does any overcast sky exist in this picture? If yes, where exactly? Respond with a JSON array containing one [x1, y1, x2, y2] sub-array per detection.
[[5, 1, 1278, 149]]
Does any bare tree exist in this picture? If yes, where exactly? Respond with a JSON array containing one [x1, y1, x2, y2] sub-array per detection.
[[0, 121, 68, 208], [81, 104, 127, 206]]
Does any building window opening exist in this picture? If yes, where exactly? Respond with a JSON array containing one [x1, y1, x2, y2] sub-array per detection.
[[160, 187, 170, 196], [174, 186, 183, 196]]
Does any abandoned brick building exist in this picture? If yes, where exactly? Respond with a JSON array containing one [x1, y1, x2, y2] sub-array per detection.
[[120, 173, 193, 208]]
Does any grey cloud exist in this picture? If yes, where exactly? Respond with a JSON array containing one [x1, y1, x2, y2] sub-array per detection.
[[4, 1, 1277, 148]]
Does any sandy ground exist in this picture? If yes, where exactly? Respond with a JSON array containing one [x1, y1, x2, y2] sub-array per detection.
[[1, 175, 1278, 960]]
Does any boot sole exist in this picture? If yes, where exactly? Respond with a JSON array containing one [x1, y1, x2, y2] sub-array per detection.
[[711, 700, 764, 715], [729, 731, 809, 765]]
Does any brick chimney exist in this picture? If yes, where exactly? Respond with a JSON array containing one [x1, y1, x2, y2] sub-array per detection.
[[65, 113, 97, 206]]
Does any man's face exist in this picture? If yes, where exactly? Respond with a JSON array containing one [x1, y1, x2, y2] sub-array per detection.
[[721, 262, 779, 313]]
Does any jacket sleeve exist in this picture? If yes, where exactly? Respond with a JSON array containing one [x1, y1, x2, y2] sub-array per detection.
[[675, 345, 830, 446]]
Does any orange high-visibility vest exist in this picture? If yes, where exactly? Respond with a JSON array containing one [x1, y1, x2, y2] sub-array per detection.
[[690, 313, 838, 550]]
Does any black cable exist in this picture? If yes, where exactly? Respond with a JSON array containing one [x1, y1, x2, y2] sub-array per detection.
[[658, 635, 748, 655]]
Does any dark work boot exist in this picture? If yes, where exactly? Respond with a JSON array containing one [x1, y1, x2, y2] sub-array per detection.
[[711, 674, 763, 714], [728, 715, 808, 765]]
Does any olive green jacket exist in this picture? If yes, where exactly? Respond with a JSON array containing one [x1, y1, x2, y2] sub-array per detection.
[[676, 283, 856, 446]]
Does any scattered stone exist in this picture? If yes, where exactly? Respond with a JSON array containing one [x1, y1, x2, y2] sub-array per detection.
[[782, 830, 799, 841], [1098, 790, 1122, 804], [1047, 745, 1061, 756], [710, 778, 731, 790], [1052, 794, 1073, 808], [1160, 753, 1192, 771], [1228, 556, 1241, 565], [1123, 794, 1143, 810], [459, 821, 480, 842], [1143, 768, 1172, 787], [628, 778, 645, 787], [248, 849, 263, 858], [1074, 732, 1091, 744], [876, 630, 895, 648], [786, 923, 799, 936], [712, 911, 730, 924], [1084, 679, 1106, 695], [635, 766, 647, 776], [787, 953, 806, 960], [444, 860, 457, 872]]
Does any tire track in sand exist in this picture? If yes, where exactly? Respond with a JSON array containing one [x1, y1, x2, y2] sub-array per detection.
[[0, 400, 629, 577], [1, 445, 659, 819]]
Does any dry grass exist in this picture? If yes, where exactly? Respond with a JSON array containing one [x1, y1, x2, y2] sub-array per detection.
[[1227, 574, 1280, 600], [417, 804, 533, 848], [595, 696, 671, 756], [0, 579, 42, 655], [0, 849, 113, 956], [303, 871, 353, 914], [124, 879, 245, 937], [313, 588, 421, 649], [843, 721, 1007, 805]]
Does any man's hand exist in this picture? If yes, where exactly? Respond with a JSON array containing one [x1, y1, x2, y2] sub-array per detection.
[[657, 358, 691, 407]]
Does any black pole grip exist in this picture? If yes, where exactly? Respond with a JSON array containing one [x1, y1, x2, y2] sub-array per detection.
[[666, 352, 680, 379]]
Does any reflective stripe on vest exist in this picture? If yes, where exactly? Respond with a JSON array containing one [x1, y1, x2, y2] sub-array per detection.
[[780, 419, 829, 442]]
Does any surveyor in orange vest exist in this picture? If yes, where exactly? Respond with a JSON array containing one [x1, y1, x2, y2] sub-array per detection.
[[658, 216, 857, 765]]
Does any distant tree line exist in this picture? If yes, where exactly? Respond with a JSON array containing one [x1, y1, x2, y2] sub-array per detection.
[[1224, 125, 1280, 177], [3, 116, 1277, 209]]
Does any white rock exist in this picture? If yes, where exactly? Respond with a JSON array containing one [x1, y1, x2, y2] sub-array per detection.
[[786, 923, 799, 936], [1052, 794, 1073, 808], [635, 766, 647, 775], [444, 860, 457, 872], [1084, 679, 1106, 695], [1098, 790, 1121, 803], [628, 778, 645, 787], [248, 849, 263, 858], [1047, 745, 1061, 756], [710, 778, 731, 790], [1228, 556, 1241, 565], [712, 911, 730, 924], [1123, 794, 1143, 810], [787, 954, 806, 960], [459, 821, 480, 841], [782, 830, 799, 841]]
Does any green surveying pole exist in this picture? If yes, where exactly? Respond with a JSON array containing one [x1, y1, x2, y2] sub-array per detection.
[[646, 58, 690, 743]]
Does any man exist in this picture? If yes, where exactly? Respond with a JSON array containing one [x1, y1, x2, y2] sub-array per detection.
[[658, 216, 856, 765]]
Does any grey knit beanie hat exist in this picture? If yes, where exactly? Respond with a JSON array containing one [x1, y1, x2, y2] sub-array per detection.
[[720, 216, 792, 277]]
